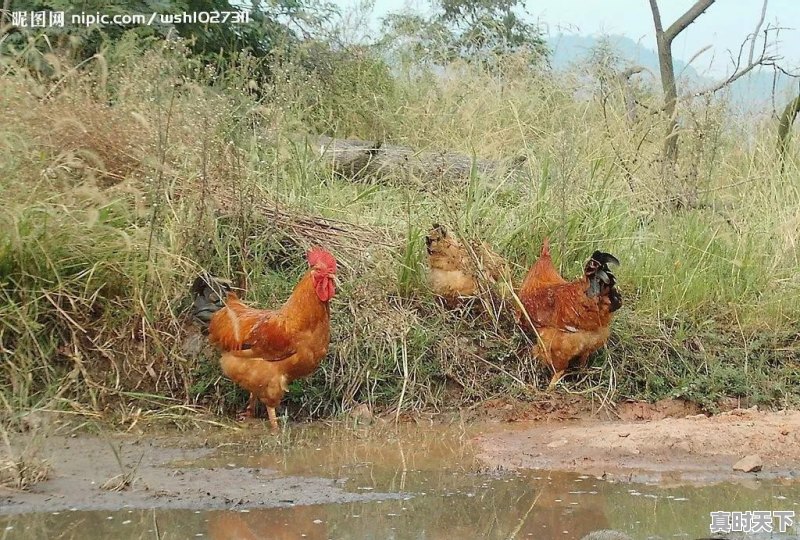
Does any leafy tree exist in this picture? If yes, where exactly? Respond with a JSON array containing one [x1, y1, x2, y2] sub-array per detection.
[[382, 0, 547, 68], [1, 0, 337, 81]]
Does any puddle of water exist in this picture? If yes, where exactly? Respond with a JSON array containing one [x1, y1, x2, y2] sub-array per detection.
[[185, 422, 482, 494], [1, 423, 799, 539]]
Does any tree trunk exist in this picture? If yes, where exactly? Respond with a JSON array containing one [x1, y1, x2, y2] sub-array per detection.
[[778, 93, 800, 171], [648, 0, 716, 174], [312, 136, 526, 186], [655, 32, 680, 166], [649, 0, 679, 172]]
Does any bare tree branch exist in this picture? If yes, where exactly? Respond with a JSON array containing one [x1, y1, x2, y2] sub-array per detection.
[[689, 63, 763, 98], [664, 0, 716, 43], [771, 63, 800, 79], [648, 0, 665, 35], [748, 0, 769, 66], [679, 44, 713, 79], [620, 66, 646, 79], [615, 66, 651, 124], [687, 27, 780, 99]]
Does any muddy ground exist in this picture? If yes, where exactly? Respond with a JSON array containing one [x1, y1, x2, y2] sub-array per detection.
[[2, 399, 799, 514], [475, 403, 800, 484], [0, 432, 403, 514]]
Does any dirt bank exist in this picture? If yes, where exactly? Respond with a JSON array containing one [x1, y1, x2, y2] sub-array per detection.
[[474, 407, 800, 484]]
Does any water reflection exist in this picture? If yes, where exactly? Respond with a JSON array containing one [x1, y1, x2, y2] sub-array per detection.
[[3, 472, 798, 539], [1, 423, 798, 539]]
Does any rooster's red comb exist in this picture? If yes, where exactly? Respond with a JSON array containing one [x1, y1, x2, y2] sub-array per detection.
[[307, 247, 337, 273]]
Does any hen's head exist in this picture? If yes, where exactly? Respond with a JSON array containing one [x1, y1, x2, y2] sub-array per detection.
[[307, 247, 337, 302], [425, 223, 451, 255], [540, 237, 552, 258]]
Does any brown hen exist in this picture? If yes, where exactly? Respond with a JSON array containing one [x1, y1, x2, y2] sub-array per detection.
[[425, 223, 509, 305]]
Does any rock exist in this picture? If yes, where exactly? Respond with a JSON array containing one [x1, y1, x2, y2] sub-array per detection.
[[675, 440, 692, 452], [733, 454, 763, 472], [546, 439, 568, 448]]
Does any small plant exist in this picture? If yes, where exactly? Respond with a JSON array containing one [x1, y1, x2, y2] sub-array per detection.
[[0, 426, 50, 490], [100, 442, 143, 492]]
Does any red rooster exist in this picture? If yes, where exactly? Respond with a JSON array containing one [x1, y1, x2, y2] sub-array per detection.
[[192, 247, 337, 430]]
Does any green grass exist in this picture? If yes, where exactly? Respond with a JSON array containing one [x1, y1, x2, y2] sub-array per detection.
[[1, 37, 799, 427]]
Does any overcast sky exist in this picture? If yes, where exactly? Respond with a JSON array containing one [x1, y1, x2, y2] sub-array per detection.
[[333, 0, 800, 77]]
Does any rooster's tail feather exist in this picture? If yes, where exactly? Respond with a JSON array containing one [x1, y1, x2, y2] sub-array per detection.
[[584, 251, 622, 312], [540, 237, 551, 258]]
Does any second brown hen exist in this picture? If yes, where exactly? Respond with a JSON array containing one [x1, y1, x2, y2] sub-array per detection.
[[517, 240, 622, 390], [425, 223, 509, 305]]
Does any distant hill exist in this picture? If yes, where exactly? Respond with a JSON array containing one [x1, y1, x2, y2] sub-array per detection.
[[547, 33, 797, 113], [548, 33, 703, 81]]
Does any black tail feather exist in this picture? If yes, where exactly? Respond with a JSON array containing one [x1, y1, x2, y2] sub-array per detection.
[[585, 251, 622, 311], [590, 250, 620, 268], [191, 274, 231, 325]]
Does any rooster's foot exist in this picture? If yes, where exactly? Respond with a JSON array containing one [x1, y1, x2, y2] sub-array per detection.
[[236, 394, 257, 421]]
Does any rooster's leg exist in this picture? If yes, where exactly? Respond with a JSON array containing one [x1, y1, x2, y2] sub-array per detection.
[[546, 370, 565, 392], [267, 407, 279, 432], [577, 352, 592, 369], [237, 394, 257, 421]]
